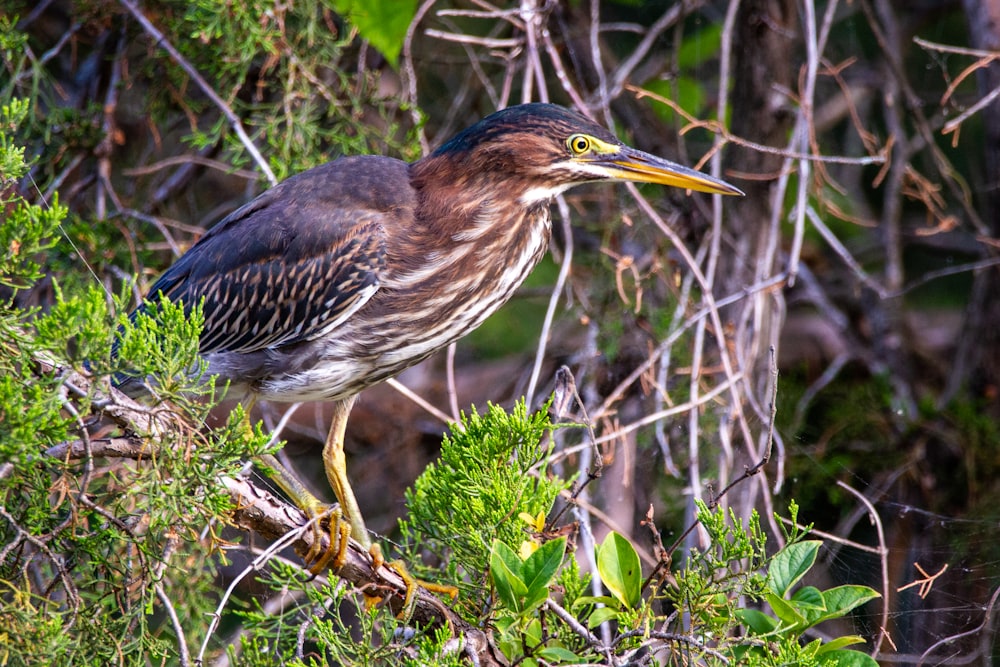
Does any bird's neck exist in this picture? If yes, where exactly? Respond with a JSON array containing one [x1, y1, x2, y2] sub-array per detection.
[[408, 155, 554, 246], [390, 157, 553, 300]]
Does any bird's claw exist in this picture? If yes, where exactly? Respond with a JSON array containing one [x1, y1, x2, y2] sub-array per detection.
[[362, 553, 459, 622], [297, 505, 459, 620], [302, 505, 352, 574]]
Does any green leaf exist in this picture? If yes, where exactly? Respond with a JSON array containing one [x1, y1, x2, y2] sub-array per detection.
[[332, 0, 417, 66], [536, 645, 579, 662], [791, 585, 828, 625], [821, 585, 881, 619], [791, 585, 825, 609], [521, 537, 566, 612], [818, 649, 880, 667], [765, 592, 806, 628], [523, 537, 566, 592], [736, 608, 779, 635], [490, 540, 527, 613], [523, 618, 543, 646], [596, 532, 642, 609], [802, 638, 823, 659], [572, 595, 617, 607], [816, 636, 867, 654], [587, 606, 619, 629], [768, 540, 821, 597]]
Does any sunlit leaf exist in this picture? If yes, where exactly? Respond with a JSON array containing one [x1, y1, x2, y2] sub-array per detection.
[[332, 0, 417, 66], [596, 532, 642, 609], [768, 540, 820, 597]]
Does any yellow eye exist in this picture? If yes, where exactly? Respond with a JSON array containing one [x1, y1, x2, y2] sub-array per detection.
[[567, 134, 592, 155]]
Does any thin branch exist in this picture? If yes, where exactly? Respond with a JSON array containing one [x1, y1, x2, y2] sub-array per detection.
[[545, 599, 602, 646], [917, 585, 1000, 667], [805, 205, 887, 297], [525, 197, 573, 407], [913, 36, 1000, 58], [837, 480, 890, 657], [422, 29, 521, 49], [117, 0, 276, 186], [156, 579, 191, 667], [942, 84, 1000, 136], [196, 493, 320, 664], [386, 378, 456, 427], [122, 155, 260, 181]]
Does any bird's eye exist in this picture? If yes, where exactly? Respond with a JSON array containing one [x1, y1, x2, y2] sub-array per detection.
[[567, 134, 592, 155]]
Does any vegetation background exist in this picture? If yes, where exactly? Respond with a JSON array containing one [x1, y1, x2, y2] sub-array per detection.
[[1, 0, 998, 664]]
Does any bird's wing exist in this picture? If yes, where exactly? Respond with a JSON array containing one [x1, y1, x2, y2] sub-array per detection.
[[142, 156, 411, 355]]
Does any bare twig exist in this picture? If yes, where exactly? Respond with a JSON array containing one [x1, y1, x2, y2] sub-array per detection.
[[386, 377, 455, 427], [837, 480, 890, 657], [156, 579, 191, 667], [525, 198, 573, 407], [117, 0, 276, 186], [897, 562, 948, 599], [545, 598, 602, 646], [917, 585, 1000, 667]]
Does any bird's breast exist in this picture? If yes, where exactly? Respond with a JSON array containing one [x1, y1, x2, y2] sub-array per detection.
[[250, 204, 553, 403], [377, 204, 552, 356]]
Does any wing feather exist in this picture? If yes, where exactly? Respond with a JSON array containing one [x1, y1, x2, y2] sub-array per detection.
[[140, 156, 412, 356]]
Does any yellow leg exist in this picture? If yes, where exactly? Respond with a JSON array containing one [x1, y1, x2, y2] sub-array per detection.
[[242, 395, 349, 570], [322, 396, 371, 549], [321, 397, 448, 612], [255, 452, 349, 569], [250, 395, 459, 609]]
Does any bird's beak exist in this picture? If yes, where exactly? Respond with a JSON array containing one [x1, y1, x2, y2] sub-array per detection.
[[587, 146, 744, 196]]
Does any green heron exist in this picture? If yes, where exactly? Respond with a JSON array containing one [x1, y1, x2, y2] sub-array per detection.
[[125, 103, 741, 564]]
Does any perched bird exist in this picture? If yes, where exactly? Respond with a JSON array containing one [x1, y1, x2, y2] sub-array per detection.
[[126, 103, 742, 562]]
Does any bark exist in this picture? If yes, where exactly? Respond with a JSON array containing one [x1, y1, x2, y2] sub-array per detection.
[[950, 0, 1000, 410]]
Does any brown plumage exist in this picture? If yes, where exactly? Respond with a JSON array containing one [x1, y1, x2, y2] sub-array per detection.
[[125, 103, 742, 551]]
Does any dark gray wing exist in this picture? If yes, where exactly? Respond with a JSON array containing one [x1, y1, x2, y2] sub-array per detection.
[[141, 155, 413, 355]]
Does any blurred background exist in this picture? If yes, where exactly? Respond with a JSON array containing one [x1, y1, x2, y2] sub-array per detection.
[[3, 0, 999, 662]]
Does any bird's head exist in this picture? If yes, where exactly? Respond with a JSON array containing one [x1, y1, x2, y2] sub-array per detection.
[[429, 103, 743, 204]]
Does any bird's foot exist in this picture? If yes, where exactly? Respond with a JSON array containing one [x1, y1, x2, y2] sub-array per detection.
[[364, 543, 459, 621], [302, 503, 352, 575]]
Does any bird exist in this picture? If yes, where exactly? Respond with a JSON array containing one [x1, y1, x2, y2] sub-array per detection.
[[123, 103, 742, 568]]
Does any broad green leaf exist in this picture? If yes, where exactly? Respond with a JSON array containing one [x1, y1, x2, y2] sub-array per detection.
[[572, 595, 618, 607], [491, 539, 524, 579], [537, 646, 579, 662], [802, 638, 823, 659], [522, 537, 566, 593], [791, 585, 825, 609], [520, 537, 566, 612], [792, 585, 828, 625], [490, 540, 527, 613], [587, 606, 618, 629], [822, 585, 881, 619], [816, 636, 867, 654], [736, 608, 779, 635], [768, 540, 821, 596], [819, 649, 880, 667], [332, 0, 417, 66], [596, 532, 642, 609], [765, 592, 806, 627], [524, 618, 543, 646]]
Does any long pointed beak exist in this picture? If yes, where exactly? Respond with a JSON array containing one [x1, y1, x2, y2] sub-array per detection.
[[588, 146, 744, 196]]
